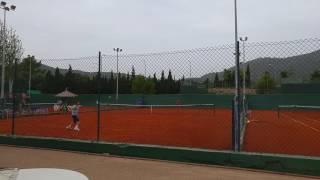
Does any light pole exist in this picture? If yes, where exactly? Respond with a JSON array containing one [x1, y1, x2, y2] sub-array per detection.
[[0, 1, 16, 99], [233, 0, 242, 152], [240, 36, 248, 113], [113, 48, 122, 102]]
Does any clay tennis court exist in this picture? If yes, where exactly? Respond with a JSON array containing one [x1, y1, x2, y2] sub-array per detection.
[[243, 109, 320, 157], [1, 145, 316, 180], [1, 107, 320, 157], [0, 107, 232, 150]]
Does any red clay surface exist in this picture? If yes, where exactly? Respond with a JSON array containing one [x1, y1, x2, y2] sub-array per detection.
[[243, 110, 320, 157], [2, 107, 319, 157], [0, 107, 232, 150]]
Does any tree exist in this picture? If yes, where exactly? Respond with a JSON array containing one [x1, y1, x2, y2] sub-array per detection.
[[0, 23, 24, 95], [131, 66, 136, 80], [126, 72, 130, 81], [167, 70, 174, 93], [223, 69, 232, 88], [17, 55, 45, 92], [240, 69, 244, 87], [110, 71, 115, 93], [125, 72, 131, 93], [153, 73, 157, 83], [168, 70, 173, 81], [131, 75, 155, 94], [175, 79, 181, 93], [160, 70, 165, 81], [159, 70, 165, 93], [231, 70, 235, 87], [310, 70, 320, 82], [214, 73, 220, 87], [64, 65, 74, 90], [153, 73, 158, 94], [280, 71, 288, 79], [43, 70, 54, 93], [256, 71, 276, 94], [144, 78, 156, 94], [204, 78, 209, 89], [280, 71, 289, 84], [53, 67, 64, 92], [245, 64, 251, 87]]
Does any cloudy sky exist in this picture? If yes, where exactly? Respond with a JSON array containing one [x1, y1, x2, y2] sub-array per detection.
[[6, 0, 320, 58]]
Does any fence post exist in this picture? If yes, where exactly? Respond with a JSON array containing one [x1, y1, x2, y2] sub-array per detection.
[[234, 41, 241, 152], [97, 52, 101, 141], [12, 58, 18, 136]]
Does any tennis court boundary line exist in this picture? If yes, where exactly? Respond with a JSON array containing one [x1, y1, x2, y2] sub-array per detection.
[[281, 113, 320, 133]]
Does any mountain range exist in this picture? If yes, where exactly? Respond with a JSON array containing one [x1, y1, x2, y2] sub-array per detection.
[[199, 49, 320, 84], [39, 49, 320, 84]]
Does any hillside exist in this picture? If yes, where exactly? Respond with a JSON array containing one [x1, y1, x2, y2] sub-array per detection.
[[39, 64, 125, 78], [200, 49, 320, 84], [39, 49, 320, 84]]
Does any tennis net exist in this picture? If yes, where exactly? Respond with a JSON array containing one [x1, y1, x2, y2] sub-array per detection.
[[277, 105, 320, 119], [100, 103, 216, 114]]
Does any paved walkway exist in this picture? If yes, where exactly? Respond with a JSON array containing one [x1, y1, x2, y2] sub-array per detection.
[[0, 146, 317, 180]]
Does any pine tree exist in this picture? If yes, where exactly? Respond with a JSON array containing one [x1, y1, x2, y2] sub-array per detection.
[[160, 70, 165, 81], [223, 69, 232, 88], [167, 70, 174, 93], [126, 72, 130, 81], [160, 70, 165, 93], [168, 70, 173, 81], [110, 71, 115, 93], [231, 71, 235, 87], [64, 65, 74, 91], [214, 73, 219, 87], [131, 66, 136, 80], [44, 70, 54, 93], [54, 67, 64, 92], [246, 64, 251, 87], [204, 78, 209, 89]]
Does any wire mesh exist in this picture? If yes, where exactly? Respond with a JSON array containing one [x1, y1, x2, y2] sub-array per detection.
[[242, 38, 320, 157], [1, 37, 320, 157]]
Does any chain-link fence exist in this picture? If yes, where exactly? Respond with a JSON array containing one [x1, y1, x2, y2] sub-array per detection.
[[1, 37, 320, 157], [242, 38, 320, 157]]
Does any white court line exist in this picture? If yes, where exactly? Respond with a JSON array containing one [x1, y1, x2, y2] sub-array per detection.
[[281, 113, 320, 133], [295, 115, 320, 124], [286, 111, 320, 124]]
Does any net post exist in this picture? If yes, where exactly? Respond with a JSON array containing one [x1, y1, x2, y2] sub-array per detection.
[[150, 105, 153, 114], [97, 51, 101, 141]]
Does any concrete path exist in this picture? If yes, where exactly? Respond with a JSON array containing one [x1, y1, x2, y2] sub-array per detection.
[[0, 146, 318, 180]]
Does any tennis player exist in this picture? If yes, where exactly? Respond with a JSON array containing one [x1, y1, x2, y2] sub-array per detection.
[[66, 102, 81, 131]]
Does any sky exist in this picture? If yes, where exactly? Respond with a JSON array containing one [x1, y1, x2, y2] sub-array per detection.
[[5, 0, 320, 58]]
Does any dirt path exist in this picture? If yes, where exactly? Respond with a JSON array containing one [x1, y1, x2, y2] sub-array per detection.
[[0, 145, 317, 180]]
